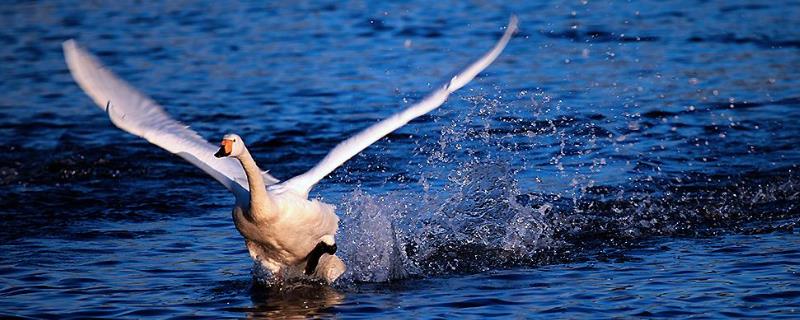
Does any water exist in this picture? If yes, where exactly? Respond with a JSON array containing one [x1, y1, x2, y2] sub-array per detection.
[[1, 0, 799, 318]]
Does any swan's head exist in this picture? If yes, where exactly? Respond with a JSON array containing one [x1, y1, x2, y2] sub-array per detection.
[[214, 133, 245, 158]]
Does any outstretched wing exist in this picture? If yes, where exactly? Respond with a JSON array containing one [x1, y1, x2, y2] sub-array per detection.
[[281, 16, 518, 196], [63, 40, 279, 197]]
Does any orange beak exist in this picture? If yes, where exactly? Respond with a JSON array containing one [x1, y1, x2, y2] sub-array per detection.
[[214, 140, 233, 158]]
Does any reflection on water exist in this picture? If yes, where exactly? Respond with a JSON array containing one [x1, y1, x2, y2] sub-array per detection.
[[245, 283, 345, 319]]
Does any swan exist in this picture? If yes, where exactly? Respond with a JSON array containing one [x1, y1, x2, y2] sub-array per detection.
[[62, 16, 518, 284]]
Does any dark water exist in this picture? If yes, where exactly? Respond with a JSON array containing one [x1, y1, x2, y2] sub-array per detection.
[[2, 0, 800, 318]]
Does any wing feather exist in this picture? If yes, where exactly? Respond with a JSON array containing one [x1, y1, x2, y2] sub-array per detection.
[[63, 40, 279, 198]]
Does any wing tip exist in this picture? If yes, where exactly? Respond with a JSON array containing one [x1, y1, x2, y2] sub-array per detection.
[[62, 39, 81, 59], [63, 38, 77, 49], [507, 15, 519, 35], [62, 39, 87, 75]]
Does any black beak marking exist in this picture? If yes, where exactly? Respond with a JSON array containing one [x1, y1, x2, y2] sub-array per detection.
[[214, 146, 227, 158]]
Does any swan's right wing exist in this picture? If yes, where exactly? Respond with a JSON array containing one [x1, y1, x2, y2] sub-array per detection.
[[281, 16, 518, 196], [63, 40, 279, 196]]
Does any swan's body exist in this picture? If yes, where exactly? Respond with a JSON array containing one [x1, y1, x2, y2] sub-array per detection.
[[221, 137, 343, 281], [63, 17, 518, 284]]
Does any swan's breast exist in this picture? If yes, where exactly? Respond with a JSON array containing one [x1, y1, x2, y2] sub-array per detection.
[[231, 194, 339, 264]]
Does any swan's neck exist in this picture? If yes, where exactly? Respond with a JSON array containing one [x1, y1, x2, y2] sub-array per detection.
[[235, 147, 274, 219]]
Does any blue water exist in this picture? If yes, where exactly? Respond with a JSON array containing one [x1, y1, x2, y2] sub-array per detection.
[[1, 0, 800, 318]]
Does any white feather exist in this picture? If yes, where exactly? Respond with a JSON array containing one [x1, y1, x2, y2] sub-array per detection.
[[62, 40, 279, 199], [281, 16, 519, 196]]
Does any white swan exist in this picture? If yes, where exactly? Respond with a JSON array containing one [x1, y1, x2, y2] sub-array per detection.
[[63, 16, 518, 284]]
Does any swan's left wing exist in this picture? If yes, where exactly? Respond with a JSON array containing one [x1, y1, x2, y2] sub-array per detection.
[[281, 16, 518, 196], [63, 40, 279, 196]]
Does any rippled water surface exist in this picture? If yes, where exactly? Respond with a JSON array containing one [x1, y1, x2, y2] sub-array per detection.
[[2, 0, 800, 318]]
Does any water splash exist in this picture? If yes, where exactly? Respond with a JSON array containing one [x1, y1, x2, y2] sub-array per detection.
[[337, 160, 554, 283], [334, 94, 559, 282], [328, 92, 800, 283]]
